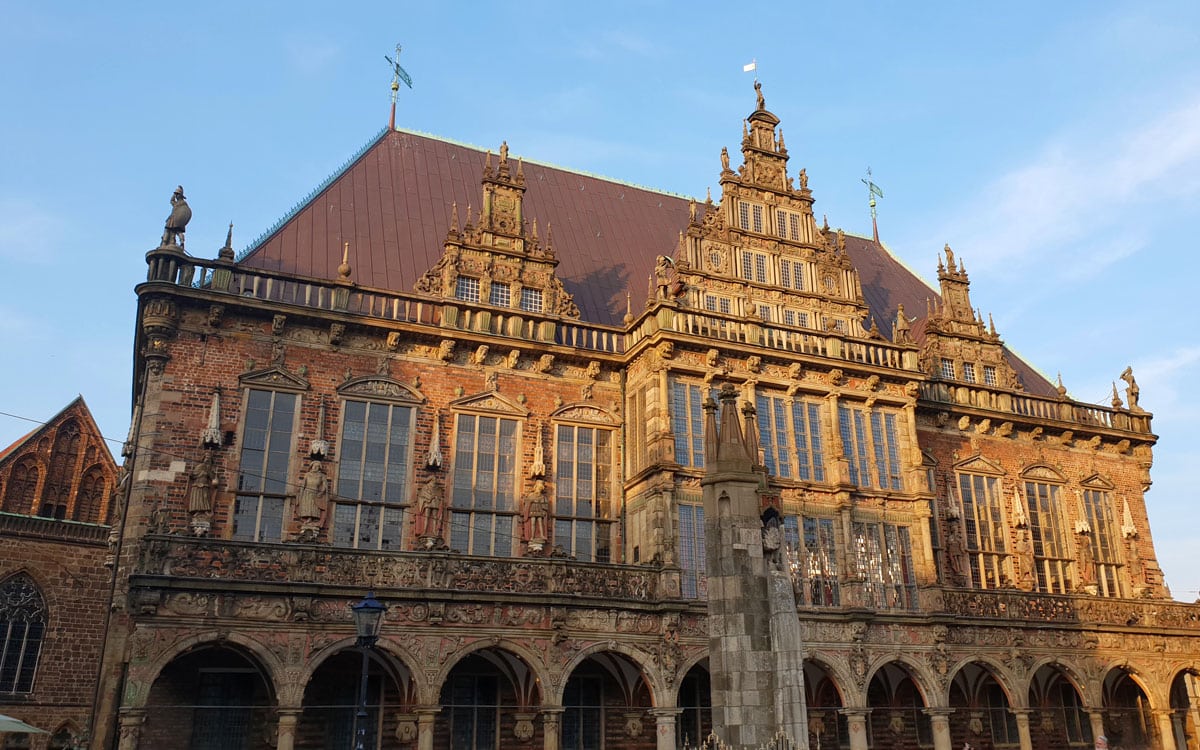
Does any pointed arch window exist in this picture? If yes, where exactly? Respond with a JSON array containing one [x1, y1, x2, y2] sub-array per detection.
[[74, 465, 107, 524], [0, 574, 46, 694], [3, 460, 38, 515]]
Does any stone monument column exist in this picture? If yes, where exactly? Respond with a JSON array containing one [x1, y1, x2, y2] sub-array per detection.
[[651, 708, 683, 750], [275, 708, 302, 750], [1010, 708, 1033, 750], [840, 708, 871, 750], [541, 707, 564, 750], [924, 708, 954, 750]]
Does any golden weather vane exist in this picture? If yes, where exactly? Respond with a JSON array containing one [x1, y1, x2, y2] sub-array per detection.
[[384, 44, 413, 130]]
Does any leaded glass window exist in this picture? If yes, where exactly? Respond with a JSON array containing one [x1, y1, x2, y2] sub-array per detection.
[[1025, 480, 1071, 593], [519, 287, 543, 313], [489, 282, 510, 307], [0, 574, 45, 694], [785, 516, 840, 606], [1083, 488, 1123, 597], [446, 674, 499, 750], [562, 676, 603, 750], [839, 405, 902, 490], [450, 415, 518, 556], [233, 389, 297, 542], [671, 380, 708, 467], [940, 358, 955, 379], [554, 425, 614, 562], [679, 502, 707, 599], [455, 276, 481, 303], [853, 521, 916, 610], [333, 400, 414, 550], [957, 473, 1007, 588]]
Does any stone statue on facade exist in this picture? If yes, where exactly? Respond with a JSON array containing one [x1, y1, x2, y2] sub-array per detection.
[[893, 304, 915, 344], [944, 519, 968, 587], [525, 479, 550, 553], [187, 453, 217, 536], [160, 186, 192, 249], [1120, 366, 1142, 412], [417, 476, 444, 542], [296, 460, 329, 541], [1014, 528, 1035, 591]]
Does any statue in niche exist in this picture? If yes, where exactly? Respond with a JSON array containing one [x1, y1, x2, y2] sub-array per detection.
[[160, 186, 192, 248], [1014, 528, 1035, 591], [417, 477, 444, 539], [296, 461, 329, 541], [944, 520, 968, 586], [1076, 532, 1095, 590], [187, 454, 217, 514], [525, 479, 550, 551]]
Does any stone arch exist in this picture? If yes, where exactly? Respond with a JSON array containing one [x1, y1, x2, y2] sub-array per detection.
[[864, 654, 940, 707], [137, 632, 281, 749], [73, 463, 107, 523], [3, 457, 40, 514], [1028, 660, 1094, 750], [948, 659, 1022, 748], [46, 720, 84, 749], [554, 641, 661, 706], [0, 572, 48, 695], [805, 652, 854, 707], [946, 656, 1020, 707], [132, 629, 284, 709], [865, 659, 936, 749], [1168, 667, 1199, 750], [556, 646, 658, 749], [297, 635, 421, 749], [431, 637, 550, 705], [1026, 656, 1089, 702], [1098, 662, 1157, 750], [677, 657, 711, 748], [805, 655, 850, 750]]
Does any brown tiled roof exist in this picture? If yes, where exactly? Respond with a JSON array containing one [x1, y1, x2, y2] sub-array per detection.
[[241, 129, 1055, 394]]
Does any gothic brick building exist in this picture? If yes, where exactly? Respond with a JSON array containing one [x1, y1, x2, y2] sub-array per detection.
[[0, 397, 119, 748], [95, 86, 1200, 750]]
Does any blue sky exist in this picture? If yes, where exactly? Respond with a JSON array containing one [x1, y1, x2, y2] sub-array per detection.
[[2, 1, 1198, 598]]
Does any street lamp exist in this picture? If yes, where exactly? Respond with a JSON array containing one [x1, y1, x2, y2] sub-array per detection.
[[350, 591, 387, 750]]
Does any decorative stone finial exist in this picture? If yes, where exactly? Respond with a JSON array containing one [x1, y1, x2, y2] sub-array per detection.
[[338, 241, 352, 280], [218, 222, 235, 260]]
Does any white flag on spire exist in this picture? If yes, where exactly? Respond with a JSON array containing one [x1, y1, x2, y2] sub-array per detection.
[[743, 60, 757, 73]]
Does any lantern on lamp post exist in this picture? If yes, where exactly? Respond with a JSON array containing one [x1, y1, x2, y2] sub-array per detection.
[[350, 591, 387, 750]]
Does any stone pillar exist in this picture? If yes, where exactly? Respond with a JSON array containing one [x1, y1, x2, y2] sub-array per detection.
[[1088, 710, 1107, 745], [542, 706, 564, 750], [651, 708, 683, 750], [841, 708, 871, 750], [1011, 709, 1033, 750], [1155, 709, 1178, 750], [276, 708, 302, 750], [116, 709, 146, 750], [416, 706, 440, 750], [924, 708, 954, 750]]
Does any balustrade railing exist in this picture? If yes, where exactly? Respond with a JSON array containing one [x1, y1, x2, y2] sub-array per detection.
[[143, 249, 625, 354], [919, 382, 1150, 434], [135, 535, 670, 601]]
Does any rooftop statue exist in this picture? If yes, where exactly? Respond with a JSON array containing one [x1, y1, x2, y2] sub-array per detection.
[[161, 185, 192, 249]]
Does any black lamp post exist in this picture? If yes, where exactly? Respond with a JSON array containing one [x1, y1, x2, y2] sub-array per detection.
[[350, 591, 387, 750]]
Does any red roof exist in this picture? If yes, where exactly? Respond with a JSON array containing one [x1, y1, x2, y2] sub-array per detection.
[[241, 128, 1055, 395]]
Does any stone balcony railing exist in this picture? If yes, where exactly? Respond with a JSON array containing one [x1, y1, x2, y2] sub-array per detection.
[[919, 381, 1153, 435], [142, 248, 625, 355], [133, 535, 674, 603], [627, 305, 921, 372], [943, 588, 1200, 630]]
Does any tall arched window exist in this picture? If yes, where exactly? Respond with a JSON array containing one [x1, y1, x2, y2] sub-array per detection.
[[0, 574, 47, 694], [42, 421, 81, 519], [1022, 466, 1070, 594], [3, 461, 39, 515], [74, 466, 107, 523]]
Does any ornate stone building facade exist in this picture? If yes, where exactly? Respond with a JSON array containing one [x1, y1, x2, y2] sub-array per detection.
[[94, 86, 1200, 750], [0, 398, 119, 747]]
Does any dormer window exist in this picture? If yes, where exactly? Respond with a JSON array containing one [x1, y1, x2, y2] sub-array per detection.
[[940, 358, 955, 379], [455, 276, 480, 303], [741, 251, 768, 283], [776, 210, 803, 241], [489, 282, 511, 307], [520, 287, 543, 313], [780, 260, 806, 291], [983, 366, 997, 386], [963, 363, 977, 383]]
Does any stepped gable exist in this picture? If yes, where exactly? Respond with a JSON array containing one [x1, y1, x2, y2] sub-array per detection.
[[240, 128, 1054, 393]]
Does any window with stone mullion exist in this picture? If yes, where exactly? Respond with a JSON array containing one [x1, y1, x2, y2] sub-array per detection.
[[958, 473, 1008, 589], [233, 389, 297, 542], [449, 415, 518, 557], [554, 425, 613, 562], [1025, 481, 1071, 593], [0, 574, 46, 694], [853, 521, 915, 610], [678, 502, 707, 599], [1083, 489, 1123, 597], [670, 380, 707, 467], [333, 400, 412, 550]]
